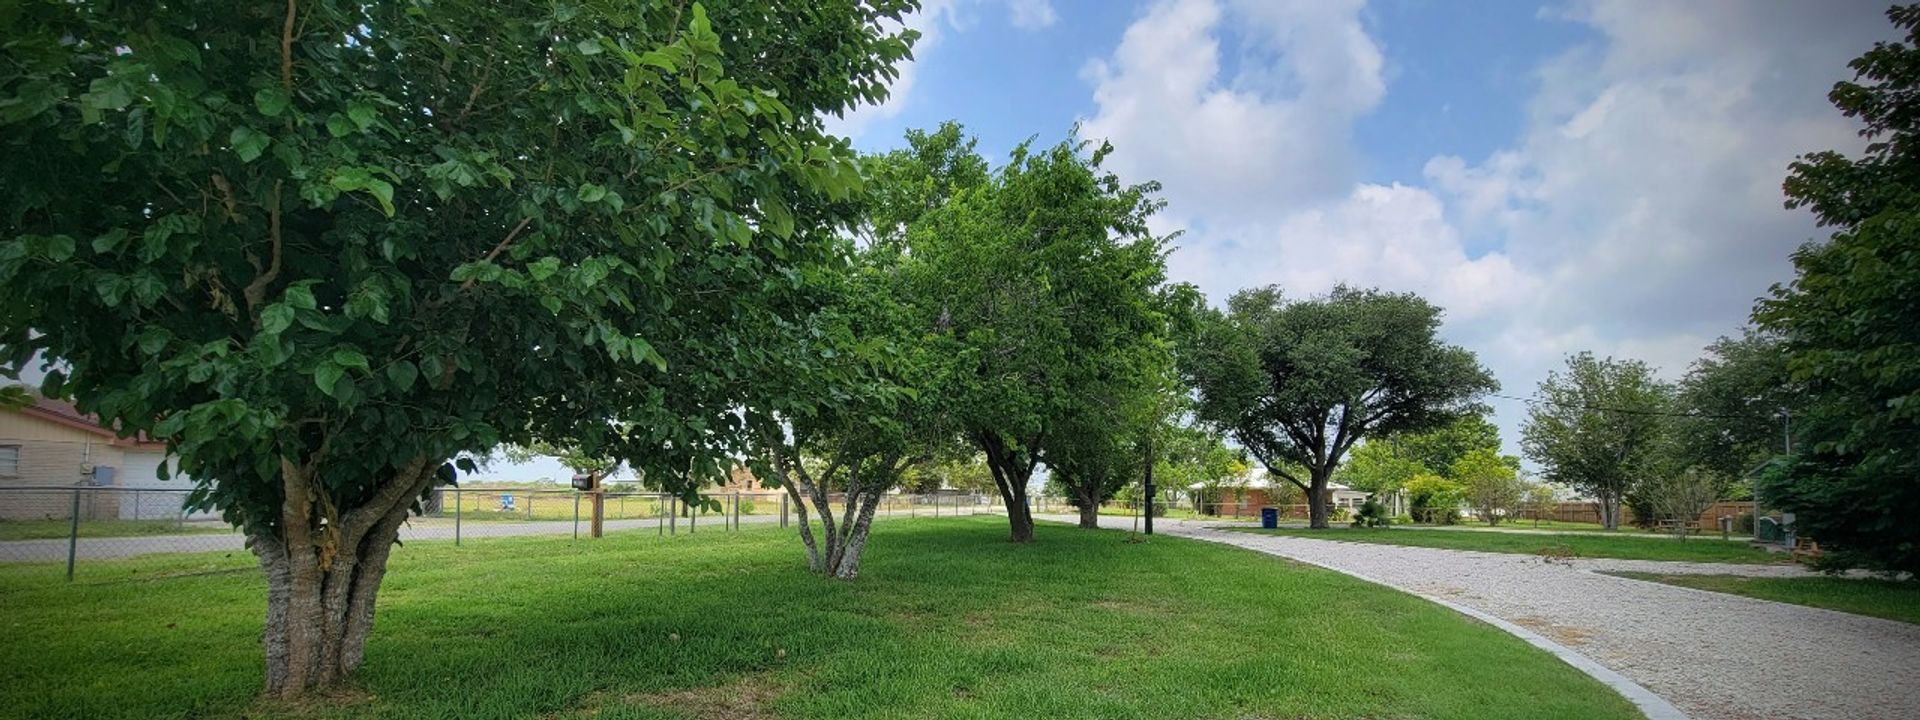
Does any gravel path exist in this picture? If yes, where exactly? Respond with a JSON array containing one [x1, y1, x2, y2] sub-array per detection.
[[1045, 515, 1920, 720]]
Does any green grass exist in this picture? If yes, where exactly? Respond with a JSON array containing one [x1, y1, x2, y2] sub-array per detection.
[[0, 517, 1640, 720], [1461, 519, 1613, 533], [1606, 572, 1920, 624], [1234, 526, 1788, 564], [0, 518, 236, 541]]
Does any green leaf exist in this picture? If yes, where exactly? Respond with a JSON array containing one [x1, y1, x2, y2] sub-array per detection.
[[260, 304, 294, 334], [230, 126, 269, 163], [314, 363, 345, 397], [285, 284, 317, 310], [347, 102, 377, 130], [331, 347, 371, 371], [637, 50, 678, 72], [576, 39, 604, 56], [40, 369, 66, 398], [137, 328, 169, 355], [91, 229, 128, 254], [633, 338, 668, 372], [577, 183, 608, 203], [254, 87, 290, 117], [326, 113, 354, 137], [386, 360, 419, 392], [761, 196, 794, 239], [528, 256, 562, 281]]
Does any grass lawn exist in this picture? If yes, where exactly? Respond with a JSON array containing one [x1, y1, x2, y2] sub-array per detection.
[[0, 517, 1640, 720], [1462, 519, 1612, 533], [1606, 572, 1920, 625], [1234, 526, 1789, 564], [0, 518, 236, 541]]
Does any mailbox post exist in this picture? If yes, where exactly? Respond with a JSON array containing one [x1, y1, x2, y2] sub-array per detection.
[[571, 471, 605, 539]]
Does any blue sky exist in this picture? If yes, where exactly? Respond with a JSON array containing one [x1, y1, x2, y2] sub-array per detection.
[[481, 0, 1894, 483], [820, 0, 1896, 467]]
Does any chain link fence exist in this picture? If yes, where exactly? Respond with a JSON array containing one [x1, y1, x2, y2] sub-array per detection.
[[0, 485, 994, 579]]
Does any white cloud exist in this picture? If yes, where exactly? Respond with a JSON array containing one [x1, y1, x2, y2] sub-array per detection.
[[1080, 0, 1383, 219], [1080, 0, 1893, 455], [1008, 0, 1057, 30]]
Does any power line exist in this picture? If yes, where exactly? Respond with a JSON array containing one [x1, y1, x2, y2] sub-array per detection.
[[1488, 392, 1781, 422]]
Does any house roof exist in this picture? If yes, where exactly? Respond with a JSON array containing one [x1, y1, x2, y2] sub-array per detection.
[[6, 390, 164, 449]]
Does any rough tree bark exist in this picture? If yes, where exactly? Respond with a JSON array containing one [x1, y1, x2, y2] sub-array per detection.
[[1307, 466, 1333, 529], [1075, 487, 1100, 529], [979, 432, 1037, 542], [761, 429, 900, 579], [250, 456, 439, 697]]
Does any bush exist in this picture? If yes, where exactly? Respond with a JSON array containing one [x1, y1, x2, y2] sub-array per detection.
[[1352, 497, 1391, 528]]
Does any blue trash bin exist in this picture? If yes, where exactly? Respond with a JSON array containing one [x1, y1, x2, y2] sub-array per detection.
[[1260, 507, 1278, 529]]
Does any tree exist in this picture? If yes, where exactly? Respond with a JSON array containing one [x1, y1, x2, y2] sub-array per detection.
[[1337, 441, 1431, 496], [1523, 482, 1559, 528], [1755, 5, 1920, 574], [0, 0, 914, 695], [1644, 467, 1721, 540], [1669, 328, 1794, 491], [1155, 425, 1250, 516], [897, 126, 1173, 542], [1181, 286, 1497, 528], [1520, 353, 1672, 530], [1390, 414, 1503, 480], [1404, 473, 1464, 524], [747, 244, 944, 579], [1452, 448, 1523, 526]]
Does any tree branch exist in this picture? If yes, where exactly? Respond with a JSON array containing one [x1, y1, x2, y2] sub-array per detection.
[[456, 216, 533, 292], [243, 181, 285, 319], [280, 0, 297, 92]]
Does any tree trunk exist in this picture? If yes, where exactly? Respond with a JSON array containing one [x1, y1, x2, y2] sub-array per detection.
[[1076, 491, 1100, 529], [254, 458, 436, 697], [1307, 467, 1332, 529], [1001, 480, 1035, 542], [979, 433, 1036, 542]]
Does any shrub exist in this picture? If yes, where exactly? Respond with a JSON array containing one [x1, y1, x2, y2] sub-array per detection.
[[1352, 497, 1391, 528]]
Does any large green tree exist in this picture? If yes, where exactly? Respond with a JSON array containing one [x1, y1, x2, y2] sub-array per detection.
[[1756, 5, 1920, 574], [893, 125, 1173, 542], [1181, 286, 1496, 529], [1520, 353, 1672, 530], [0, 0, 913, 694], [746, 242, 949, 579], [1669, 328, 1794, 488]]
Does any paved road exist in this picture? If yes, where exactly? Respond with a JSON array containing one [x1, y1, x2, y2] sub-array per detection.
[[1040, 514, 1920, 720]]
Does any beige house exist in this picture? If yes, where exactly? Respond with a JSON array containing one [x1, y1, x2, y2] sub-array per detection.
[[0, 394, 206, 521]]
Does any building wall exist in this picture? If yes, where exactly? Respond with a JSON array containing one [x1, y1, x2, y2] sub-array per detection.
[[0, 412, 126, 520]]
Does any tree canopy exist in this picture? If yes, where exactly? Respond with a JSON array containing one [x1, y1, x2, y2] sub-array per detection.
[[1181, 286, 1496, 528], [889, 124, 1176, 542], [0, 0, 915, 694], [1756, 5, 1920, 574], [1520, 353, 1671, 530]]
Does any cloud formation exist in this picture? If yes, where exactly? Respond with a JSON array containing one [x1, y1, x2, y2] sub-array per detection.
[[1080, 0, 1892, 454]]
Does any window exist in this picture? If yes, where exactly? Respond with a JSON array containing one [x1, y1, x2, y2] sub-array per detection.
[[0, 445, 18, 476]]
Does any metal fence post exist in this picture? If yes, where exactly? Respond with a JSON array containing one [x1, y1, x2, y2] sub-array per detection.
[[669, 496, 677, 535], [733, 493, 741, 530], [572, 493, 581, 539], [66, 488, 81, 581], [658, 493, 666, 536], [454, 488, 462, 546], [780, 493, 788, 528]]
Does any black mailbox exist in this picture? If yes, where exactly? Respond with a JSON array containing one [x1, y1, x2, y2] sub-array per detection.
[[570, 472, 595, 491]]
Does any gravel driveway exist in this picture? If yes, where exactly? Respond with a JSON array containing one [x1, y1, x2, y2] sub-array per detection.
[[1046, 515, 1920, 720]]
